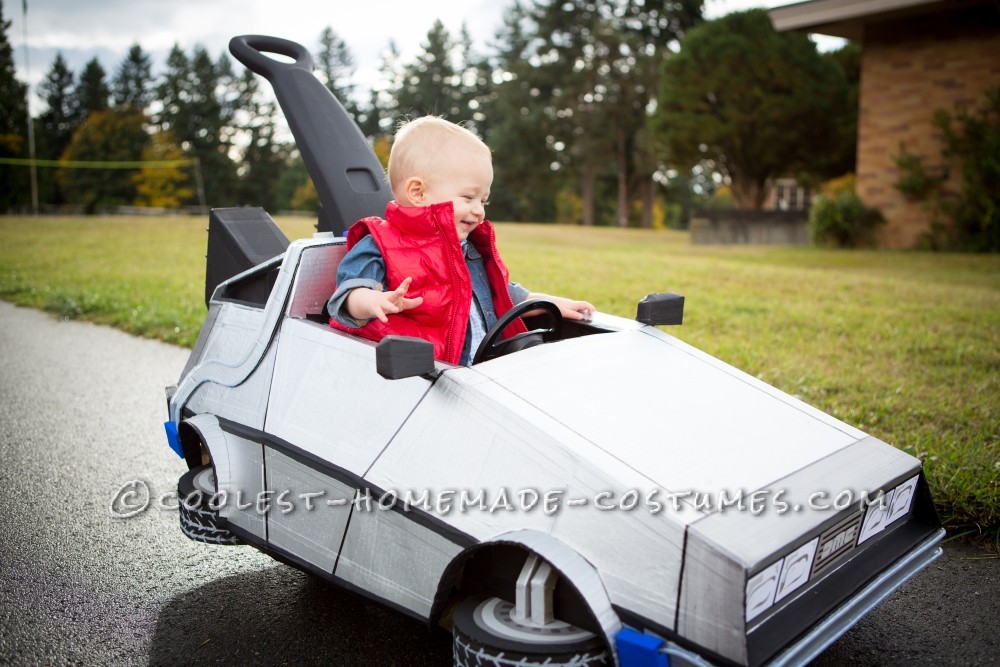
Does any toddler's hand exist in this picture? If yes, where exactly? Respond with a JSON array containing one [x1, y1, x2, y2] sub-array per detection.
[[347, 277, 424, 323], [558, 299, 595, 321], [371, 276, 424, 323]]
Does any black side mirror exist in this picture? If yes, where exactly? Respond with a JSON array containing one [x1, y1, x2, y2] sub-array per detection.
[[636, 292, 685, 326], [376, 336, 436, 380]]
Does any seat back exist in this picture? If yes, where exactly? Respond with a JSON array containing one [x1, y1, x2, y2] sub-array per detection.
[[287, 242, 348, 319]]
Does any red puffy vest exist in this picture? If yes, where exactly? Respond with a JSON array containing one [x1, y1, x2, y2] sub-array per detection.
[[329, 202, 527, 364]]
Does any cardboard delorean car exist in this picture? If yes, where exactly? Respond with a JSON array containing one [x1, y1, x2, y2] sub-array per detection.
[[163, 35, 944, 667]]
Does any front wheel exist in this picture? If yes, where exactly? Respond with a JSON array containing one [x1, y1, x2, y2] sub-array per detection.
[[177, 464, 240, 545], [452, 595, 610, 667]]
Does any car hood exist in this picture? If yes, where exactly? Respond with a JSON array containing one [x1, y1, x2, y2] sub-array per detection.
[[469, 325, 867, 497]]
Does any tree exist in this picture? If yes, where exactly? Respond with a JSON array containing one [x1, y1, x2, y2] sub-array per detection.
[[155, 44, 238, 206], [74, 57, 110, 120], [112, 43, 154, 111], [0, 0, 29, 212], [316, 27, 359, 119], [154, 44, 190, 136], [482, 0, 567, 222], [133, 130, 192, 208], [822, 43, 861, 178], [58, 107, 148, 213], [37, 52, 78, 204], [359, 40, 402, 139], [232, 67, 290, 211], [290, 172, 319, 211], [393, 20, 465, 122], [276, 153, 310, 211], [524, 0, 703, 225], [655, 9, 850, 209]]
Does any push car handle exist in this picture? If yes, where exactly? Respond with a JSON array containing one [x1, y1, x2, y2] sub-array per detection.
[[229, 35, 315, 77], [227, 34, 392, 236]]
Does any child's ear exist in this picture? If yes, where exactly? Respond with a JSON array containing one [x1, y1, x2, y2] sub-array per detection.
[[403, 177, 426, 206]]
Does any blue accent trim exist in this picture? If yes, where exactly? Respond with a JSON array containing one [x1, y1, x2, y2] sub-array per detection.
[[616, 628, 669, 667], [164, 421, 183, 458]]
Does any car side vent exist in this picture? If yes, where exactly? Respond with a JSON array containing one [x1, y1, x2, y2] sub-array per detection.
[[205, 207, 290, 307]]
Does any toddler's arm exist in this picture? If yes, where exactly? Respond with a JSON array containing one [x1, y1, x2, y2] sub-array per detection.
[[526, 292, 595, 321], [328, 235, 421, 327], [345, 278, 424, 323]]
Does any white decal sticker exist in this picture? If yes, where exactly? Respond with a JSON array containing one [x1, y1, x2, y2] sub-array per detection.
[[886, 475, 918, 526], [745, 559, 783, 623], [774, 537, 819, 602], [858, 488, 896, 544]]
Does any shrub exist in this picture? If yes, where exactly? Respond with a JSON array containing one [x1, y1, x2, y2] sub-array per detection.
[[818, 173, 856, 197], [809, 189, 885, 248], [892, 87, 1000, 251], [555, 189, 583, 225], [931, 87, 1000, 251], [703, 185, 735, 210]]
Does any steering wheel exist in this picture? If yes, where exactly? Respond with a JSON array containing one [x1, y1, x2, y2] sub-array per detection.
[[473, 299, 564, 364]]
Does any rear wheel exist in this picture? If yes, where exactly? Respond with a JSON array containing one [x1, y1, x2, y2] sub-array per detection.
[[178, 464, 240, 545]]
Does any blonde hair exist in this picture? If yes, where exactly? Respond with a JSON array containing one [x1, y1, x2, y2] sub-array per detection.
[[387, 116, 491, 195]]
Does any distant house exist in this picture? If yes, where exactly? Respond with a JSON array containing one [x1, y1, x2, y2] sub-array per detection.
[[770, 0, 1000, 248], [764, 177, 814, 212]]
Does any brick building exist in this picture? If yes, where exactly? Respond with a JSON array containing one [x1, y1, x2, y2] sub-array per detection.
[[770, 0, 1000, 248]]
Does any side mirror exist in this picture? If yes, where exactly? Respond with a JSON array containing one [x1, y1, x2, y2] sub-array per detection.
[[636, 292, 684, 326], [376, 336, 436, 380]]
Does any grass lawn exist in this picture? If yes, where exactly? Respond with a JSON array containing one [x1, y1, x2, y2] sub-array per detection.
[[1, 214, 997, 542]]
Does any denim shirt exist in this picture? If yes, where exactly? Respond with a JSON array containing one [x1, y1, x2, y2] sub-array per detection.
[[327, 235, 528, 365]]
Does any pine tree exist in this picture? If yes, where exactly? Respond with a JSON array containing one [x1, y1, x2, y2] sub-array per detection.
[[154, 44, 190, 137], [0, 0, 29, 211], [155, 44, 238, 206], [74, 57, 110, 120], [233, 67, 288, 211], [112, 43, 153, 111], [360, 40, 402, 139], [481, 0, 565, 222], [316, 27, 359, 119], [38, 53, 78, 146], [37, 52, 78, 204], [393, 20, 464, 122], [190, 46, 237, 205]]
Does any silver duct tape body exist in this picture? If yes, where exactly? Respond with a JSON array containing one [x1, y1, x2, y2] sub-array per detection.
[[168, 237, 942, 665]]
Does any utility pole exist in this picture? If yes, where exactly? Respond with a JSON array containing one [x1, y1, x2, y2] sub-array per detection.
[[21, 0, 38, 214]]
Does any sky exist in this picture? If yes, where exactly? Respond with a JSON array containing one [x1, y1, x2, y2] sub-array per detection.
[[6, 0, 827, 115]]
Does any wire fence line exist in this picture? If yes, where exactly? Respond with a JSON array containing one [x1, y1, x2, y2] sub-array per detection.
[[0, 157, 195, 169]]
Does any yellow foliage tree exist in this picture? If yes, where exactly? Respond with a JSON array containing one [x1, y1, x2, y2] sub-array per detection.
[[59, 108, 148, 213], [133, 131, 193, 208], [290, 176, 319, 211], [372, 135, 391, 171]]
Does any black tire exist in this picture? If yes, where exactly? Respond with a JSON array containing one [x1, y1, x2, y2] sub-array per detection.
[[452, 595, 610, 667], [177, 465, 240, 545]]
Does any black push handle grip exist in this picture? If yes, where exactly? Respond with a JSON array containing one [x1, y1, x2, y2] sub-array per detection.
[[229, 35, 314, 78]]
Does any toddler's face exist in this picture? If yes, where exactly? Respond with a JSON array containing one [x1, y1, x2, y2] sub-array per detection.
[[421, 150, 493, 241]]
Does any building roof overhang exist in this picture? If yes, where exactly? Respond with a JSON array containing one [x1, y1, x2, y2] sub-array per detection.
[[769, 0, 993, 40]]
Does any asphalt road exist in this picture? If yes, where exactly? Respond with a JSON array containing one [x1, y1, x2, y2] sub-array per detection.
[[0, 300, 996, 666]]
